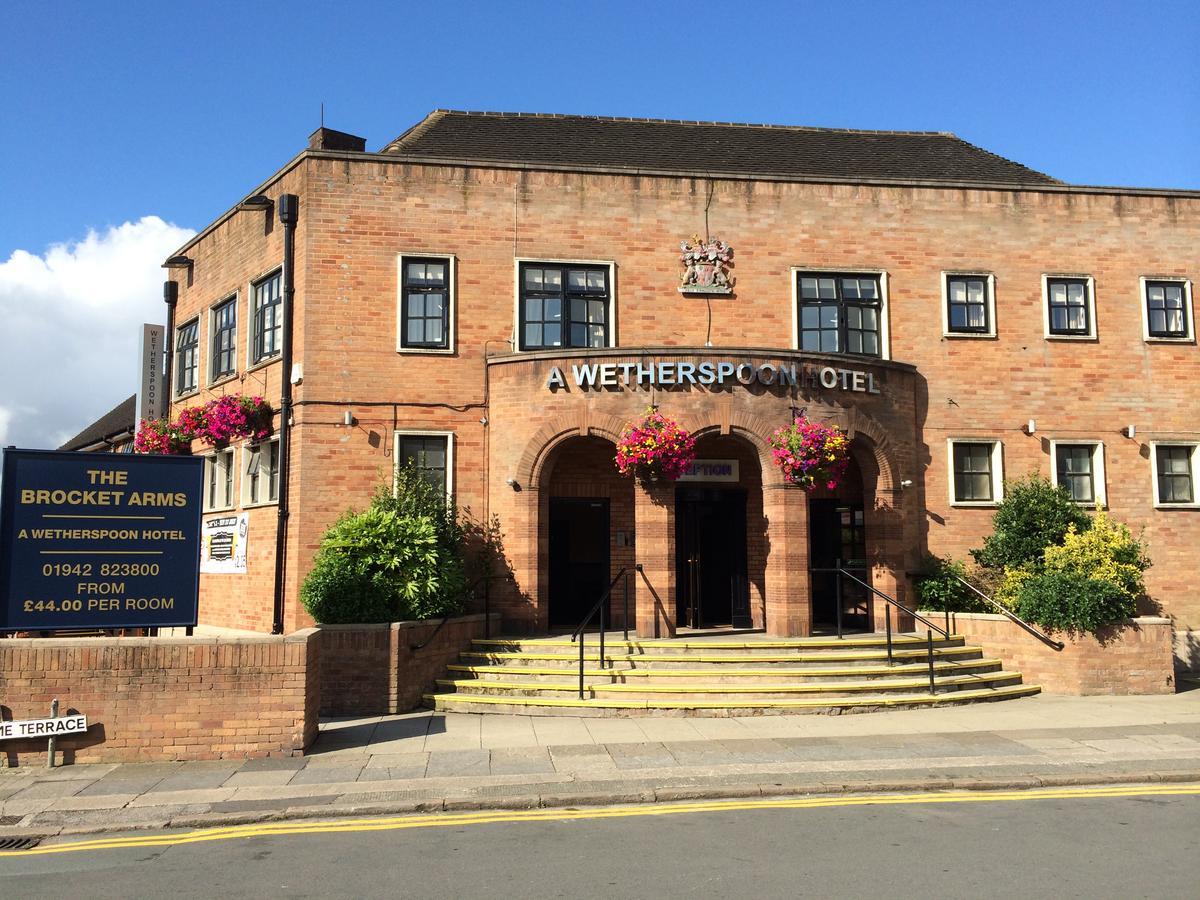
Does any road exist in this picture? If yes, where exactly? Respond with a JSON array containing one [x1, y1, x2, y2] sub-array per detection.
[[3, 785, 1198, 898]]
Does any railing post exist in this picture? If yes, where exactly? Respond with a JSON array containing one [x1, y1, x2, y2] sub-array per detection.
[[945, 606, 950, 638], [623, 571, 630, 643], [885, 605, 893, 667], [927, 630, 936, 695], [599, 605, 606, 671], [484, 576, 491, 639], [835, 559, 844, 639], [579, 628, 586, 700]]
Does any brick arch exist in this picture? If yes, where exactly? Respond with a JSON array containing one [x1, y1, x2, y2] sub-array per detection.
[[811, 406, 901, 493], [519, 411, 627, 487], [688, 422, 776, 483]]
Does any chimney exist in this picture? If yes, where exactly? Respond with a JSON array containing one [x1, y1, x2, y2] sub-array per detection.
[[308, 127, 367, 152]]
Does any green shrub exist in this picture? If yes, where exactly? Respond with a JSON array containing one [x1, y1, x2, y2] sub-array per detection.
[[971, 475, 1090, 570], [1012, 571, 1135, 633], [300, 547, 398, 624], [1042, 509, 1149, 604], [914, 555, 991, 613]]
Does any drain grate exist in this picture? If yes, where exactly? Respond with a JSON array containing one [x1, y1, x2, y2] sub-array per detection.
[[0, 837, 41, 851]]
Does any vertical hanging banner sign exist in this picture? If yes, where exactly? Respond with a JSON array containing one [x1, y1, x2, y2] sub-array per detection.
[[135, 323, 165, 424], [0, 449, 203, 631]]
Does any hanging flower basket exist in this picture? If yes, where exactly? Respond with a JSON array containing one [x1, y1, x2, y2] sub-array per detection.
[[615, 407, 696, 483], [132, 417, 194, 455], [768, 416, 850, 491], [196, 394, 274, 447]]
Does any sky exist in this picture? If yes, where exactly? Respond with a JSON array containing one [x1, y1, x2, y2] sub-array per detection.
[[1, 0, 1197, 449]]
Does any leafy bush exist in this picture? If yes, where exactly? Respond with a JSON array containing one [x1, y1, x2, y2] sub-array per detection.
[[300, 464, 469, 624], [971, 475, 1090, 570], [1042, 510, 1149, 604], [1012, 571, 1134, 633], [914, 555, 991, 613]]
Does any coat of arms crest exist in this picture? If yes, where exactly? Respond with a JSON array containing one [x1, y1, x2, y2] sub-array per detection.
[[678, 235, 734, 294]]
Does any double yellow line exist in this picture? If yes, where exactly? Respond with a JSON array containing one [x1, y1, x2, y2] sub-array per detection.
[[6, 782, 1199, 858]]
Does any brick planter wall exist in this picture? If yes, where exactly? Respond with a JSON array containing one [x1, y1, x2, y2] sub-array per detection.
[[926, 612, 1176, 695], [0, 630, 320, 765], [318, 613, 500, 716]]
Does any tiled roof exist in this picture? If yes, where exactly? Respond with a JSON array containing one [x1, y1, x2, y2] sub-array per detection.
[[381, 110, 1059, 186], [58, 395, 136, 451]]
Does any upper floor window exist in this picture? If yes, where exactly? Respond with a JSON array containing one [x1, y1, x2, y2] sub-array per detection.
[[395, 432, 453, 497], [1153, 443, 1198, 507], [1051, 441, 1106, 506], [175, 318, 199, 395], [399, 256, 453, 351], [1142, 278, 1193, 342], [518, 262, 610, 351], [948, 439, 1003, 505], [795, 272, 883, 357], [211, 297, 237, 380], [1043, 275, 1096, 339], [943, 273, 995, 337], [252, 271, 282, 364]]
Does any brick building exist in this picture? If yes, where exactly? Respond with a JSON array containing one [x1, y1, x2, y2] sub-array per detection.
[[161, 111, 1199, 669]]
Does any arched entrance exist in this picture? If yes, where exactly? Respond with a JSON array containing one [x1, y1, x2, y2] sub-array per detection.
[[807, 453, 870, 633]]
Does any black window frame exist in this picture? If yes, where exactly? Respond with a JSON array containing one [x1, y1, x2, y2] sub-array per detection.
[[397, 434, 451, 496], [1055, 443, 1096, 504], [252, 270, 282, 364], [175, 318, 199, 396], [796, 272, 883, 358], [399, 256, 452, 350], [1045, 276, 1092, 337], [1144, 279, 1189, 339], [518, 262, 611, 352], [1156, 445, 1195, 505], [952, 441, 996, 503], [210, 296, 238, 380], [945, 273, 991, 335]]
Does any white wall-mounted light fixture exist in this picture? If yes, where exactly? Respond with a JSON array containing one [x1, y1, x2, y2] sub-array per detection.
[[505, 478, 520, 490], [1123, 424, 1136, 438], [342, 410, 356, 427], [900, 479, 913, 489], [1024, 419, 1037, 435]]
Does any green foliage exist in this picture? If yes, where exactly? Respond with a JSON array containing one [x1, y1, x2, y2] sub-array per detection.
[[1042, 509, 1149, 604], [1012, 571, 1135, 633], [971, 475, 1091, 570], [914, 555, 991, 613], [300, 463, 469, 624]]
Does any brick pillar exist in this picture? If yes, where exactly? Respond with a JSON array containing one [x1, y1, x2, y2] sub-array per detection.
[[634, 480, 675, 638], [762, 483, 811, 636]]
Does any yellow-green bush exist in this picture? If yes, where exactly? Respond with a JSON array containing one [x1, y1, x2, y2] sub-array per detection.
[[1042, 510, 1149, 604]]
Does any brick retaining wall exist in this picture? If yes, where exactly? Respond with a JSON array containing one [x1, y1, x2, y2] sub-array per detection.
[[318, 613, 500, 716], [0, 630, 320, 765], [928, 612, 1175, 695]]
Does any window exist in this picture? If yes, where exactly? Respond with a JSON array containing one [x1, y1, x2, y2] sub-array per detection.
[[394, 432, 453, 497], [252, 271, 282, 363], [204, 449, 235, 511], [518, 263, 611, 351], [1153, 443, 1198, 507], [243, 439, 280, 506], [948, 440, 1003, 505], [1043, 275, 1096, 338], [943, 273, 995, 337], [795, 272, 883, 357], [175, 319, 199, 395], [210, 297, 237, 380], [1052, 441, 1106, 505], [398, 256, 453, 351], [1142, 278, 1193, 341]]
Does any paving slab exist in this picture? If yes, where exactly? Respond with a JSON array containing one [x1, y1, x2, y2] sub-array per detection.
[[424, 749, 491, 778], [150, 767, 242, 792], [7, 779, 90, 800], [237, 757, 308, 772], [289, 764, 366, 785], [488, 748, 556, 776], [46, 793, 136, 812], [362, 752, 430, 773], [222, 770, 300, 788]]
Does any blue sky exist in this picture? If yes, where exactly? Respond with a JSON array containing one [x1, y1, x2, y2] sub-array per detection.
[[0, 0, 1196, 447]]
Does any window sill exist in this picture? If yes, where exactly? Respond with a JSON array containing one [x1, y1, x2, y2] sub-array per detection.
[[1154, 502, 1200, 510], [174, 389, 201, 403], [202, 505, 236, 515], [246, 356, 280, 376], [942, 331, 997, 340], [950, 501, 1000, 509], [1044, 334, 1098, 342], [396, 346, 455, 355], [1144, 336, 1195, 344], [208, 374, 239, 390], [242, 499, 279, 510]]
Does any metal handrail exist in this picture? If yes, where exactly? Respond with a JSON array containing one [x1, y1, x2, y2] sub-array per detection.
[[951, 574, 1066, 652], [811, 566, 951, 640], [570, 564, 640, 700], [409, 571, 510, 652]]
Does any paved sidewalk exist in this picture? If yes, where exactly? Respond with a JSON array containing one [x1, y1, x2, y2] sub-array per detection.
[[3, 691, 1200, 837]]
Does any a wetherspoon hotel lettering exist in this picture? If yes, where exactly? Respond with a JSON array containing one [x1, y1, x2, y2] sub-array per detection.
[[545, 360, 881, 394]]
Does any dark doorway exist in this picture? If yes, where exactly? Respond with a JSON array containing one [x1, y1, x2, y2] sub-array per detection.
[[809, 499, 870, 632], [676, 487, 750, 629], [548, 498, 610, 631]]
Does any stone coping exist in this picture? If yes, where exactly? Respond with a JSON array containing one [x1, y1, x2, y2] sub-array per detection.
[[486, 346, 919, 374], [0, 628, 319, 649], [918, 612, 1172, 627], [316, 614, 495, 633]]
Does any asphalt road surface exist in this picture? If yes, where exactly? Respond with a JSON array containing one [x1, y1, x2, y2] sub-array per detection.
[[3, 785, 1198, 899]]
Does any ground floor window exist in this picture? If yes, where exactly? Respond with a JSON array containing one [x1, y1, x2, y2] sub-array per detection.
[[204, 449, 235, 512], [395, 432, 453, 497], [949, 439, 1002, 505], [243, 439, 280, 505]]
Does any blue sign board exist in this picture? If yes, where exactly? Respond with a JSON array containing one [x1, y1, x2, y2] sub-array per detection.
[[0, 448, 203, 631]]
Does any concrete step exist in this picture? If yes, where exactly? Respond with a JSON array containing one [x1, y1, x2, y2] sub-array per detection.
[[422, 683, 1042, 717], [471, 634, 967, 655], [458, 645, 986, 669]]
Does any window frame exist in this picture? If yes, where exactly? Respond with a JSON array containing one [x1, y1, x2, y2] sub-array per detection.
[[1139, 276, 1194, 343], [397, 253, 456, 354], [941, 271, 996, 338], [947, 438, 1004, 507], [790, 267, 891, 360], [512, 258, 617, 352], [241, 438, 280, 508], [393, 430, 455, 501], [1049, 440, 1106, 507], [203, 449, 236, 513], [1041, 274, 1097, 340], [249, 267, 283, 368], [1150, 441, 1200, 509], [175, 317, 201, 397], [209, 294, 238, 383]]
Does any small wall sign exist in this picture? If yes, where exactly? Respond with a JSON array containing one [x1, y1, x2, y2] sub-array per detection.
[[201, 512, 249, 574], [677, 459, 740, 482], [0, 715, 88, 740]]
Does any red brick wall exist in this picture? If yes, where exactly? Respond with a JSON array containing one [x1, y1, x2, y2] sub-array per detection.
[[935, 612, 1175, 695], [0, 630, 319, 764], [318, 614, 499, 715]]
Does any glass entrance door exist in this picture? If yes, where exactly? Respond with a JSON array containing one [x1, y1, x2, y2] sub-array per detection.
[[675, 487, 750, 629], [809, 499, 870, 632]]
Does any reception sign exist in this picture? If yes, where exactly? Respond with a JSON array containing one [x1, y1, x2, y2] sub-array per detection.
[[0, 448, 203, 631]]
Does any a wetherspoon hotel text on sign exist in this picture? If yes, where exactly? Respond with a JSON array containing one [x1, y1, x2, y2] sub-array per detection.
[[545, 360, 881, 394], [0, 449, 203, 632]]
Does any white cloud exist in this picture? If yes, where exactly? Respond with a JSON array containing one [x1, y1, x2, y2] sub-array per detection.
[[0, 217, 196, 450]]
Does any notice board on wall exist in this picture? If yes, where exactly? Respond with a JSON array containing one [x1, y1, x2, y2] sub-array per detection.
[[0, 448, 203, 631]]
